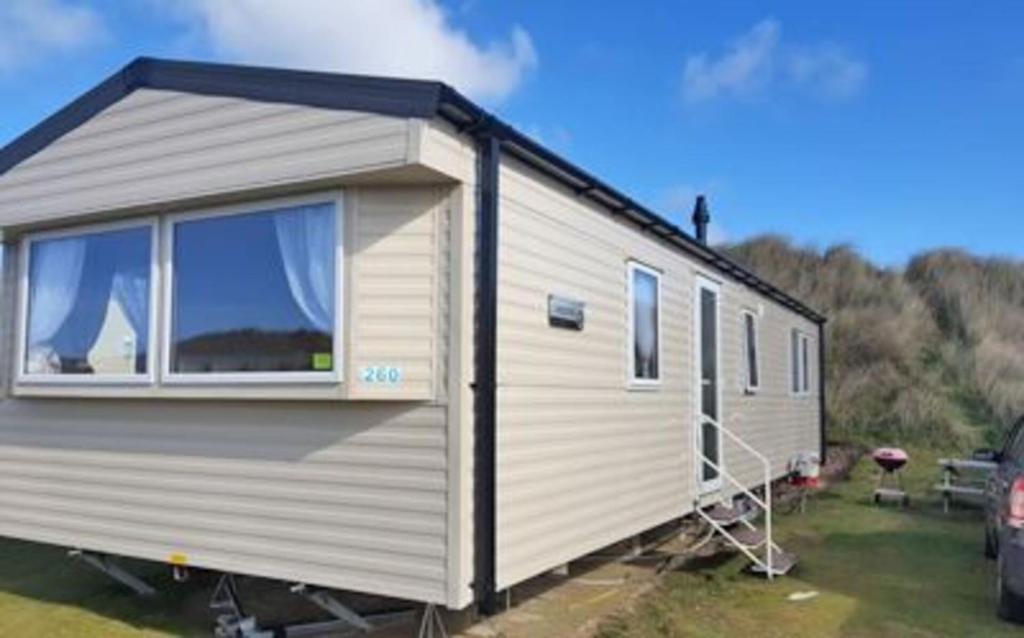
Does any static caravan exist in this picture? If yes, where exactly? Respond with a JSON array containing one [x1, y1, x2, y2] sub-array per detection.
[[0, 58, 825, 621]]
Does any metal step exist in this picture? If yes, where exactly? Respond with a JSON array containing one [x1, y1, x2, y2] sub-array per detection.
[[728, 526, 766, 549], [703, 502, 755, 527], [749, 548, 798, 577]]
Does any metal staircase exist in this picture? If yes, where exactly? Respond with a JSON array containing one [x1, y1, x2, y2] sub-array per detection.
[[695, 420, 798, 578]]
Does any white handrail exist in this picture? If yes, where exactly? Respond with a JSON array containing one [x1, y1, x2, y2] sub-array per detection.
[[698, 451, 767, 509], [697, 450, 780, 552], [697, 417, 775, 579]]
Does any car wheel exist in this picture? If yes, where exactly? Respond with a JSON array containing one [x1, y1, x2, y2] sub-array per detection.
[[985, 527, 997, 560], [997, 552, 1024, 623]]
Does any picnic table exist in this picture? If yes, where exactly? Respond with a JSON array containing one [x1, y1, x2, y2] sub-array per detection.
[[934, 457, 997, 513]]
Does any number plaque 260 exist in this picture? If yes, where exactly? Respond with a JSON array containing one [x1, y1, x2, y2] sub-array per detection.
[[360, 366, 403, 384]]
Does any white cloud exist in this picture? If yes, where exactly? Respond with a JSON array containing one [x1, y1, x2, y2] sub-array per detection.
[[789, 43, 868, 100], [0, 0, 106, 73], [683, 20, 781, 102], [175, 0, 537, 103], [682, 19, 866, 103]]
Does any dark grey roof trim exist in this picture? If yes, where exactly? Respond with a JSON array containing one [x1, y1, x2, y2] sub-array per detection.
[[0, 57, 824, 323], [446, 112, 826, 323], [0, 57, 446, 176]]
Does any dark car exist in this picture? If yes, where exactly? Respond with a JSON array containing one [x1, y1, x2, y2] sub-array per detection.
[[981, 416, 1024, 623]]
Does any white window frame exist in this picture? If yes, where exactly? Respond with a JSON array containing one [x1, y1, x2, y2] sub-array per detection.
[[741, 309, 760, 394], [791, 329, 812, 397], [15, 218, 160, 386], [160, 191, 345, 385], [627, 260, 662, 387]]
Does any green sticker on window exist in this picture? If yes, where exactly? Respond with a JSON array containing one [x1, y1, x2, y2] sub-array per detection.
[[312, 353, 333, 370]]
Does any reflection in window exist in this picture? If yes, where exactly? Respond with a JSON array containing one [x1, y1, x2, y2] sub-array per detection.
[[700, 288, 718, 417], [170, 202, 336, 374], [743, 311, 759, 392], [791, 329, 811, 395], [631, 264, 660, 381], [801, 333, 810, 393], [24, 226, 152, 376]]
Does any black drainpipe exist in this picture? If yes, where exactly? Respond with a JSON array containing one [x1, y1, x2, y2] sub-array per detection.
[[817, 320, 828, 463], [472, 131, 500, 615]]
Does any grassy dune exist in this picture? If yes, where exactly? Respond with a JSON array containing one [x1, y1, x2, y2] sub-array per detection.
[[725, 238, 1024, 448]]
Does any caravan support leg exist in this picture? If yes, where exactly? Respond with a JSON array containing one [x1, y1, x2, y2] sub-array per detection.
[[68, 550, 156, 597], [417, 603, 449, 638], [210, 574, 417, 637], [289, 583, 373, 632], [210, 574, 269, 638]]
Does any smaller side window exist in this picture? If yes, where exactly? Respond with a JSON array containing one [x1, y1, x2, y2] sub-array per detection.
[[628, 261, 661, 384], [790, 329, 801, 394], [791, 329, 811, 396], [742, 310, 759, 393], [800, 333, 811, 394]]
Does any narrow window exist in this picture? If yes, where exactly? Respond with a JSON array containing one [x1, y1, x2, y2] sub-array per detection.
[[791, 329, 811, 396], [791, 329, 800, 393], [800, 333, 811, 394], [21, 223, 154, 380], [629, 262, 661, 383], [168, 199, 340, 379], [742, 311, 759, 393]]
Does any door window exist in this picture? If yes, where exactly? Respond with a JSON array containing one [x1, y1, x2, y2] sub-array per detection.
[[698, 281, 720, 485]]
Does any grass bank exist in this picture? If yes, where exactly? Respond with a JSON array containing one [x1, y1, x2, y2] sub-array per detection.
[[597, 449, 1013, 638]]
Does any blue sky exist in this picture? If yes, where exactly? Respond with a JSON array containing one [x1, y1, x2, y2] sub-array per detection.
[[1, 1, 1022, 265]]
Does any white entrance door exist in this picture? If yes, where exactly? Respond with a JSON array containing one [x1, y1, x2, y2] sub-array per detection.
[[695, 276, 723, 494]]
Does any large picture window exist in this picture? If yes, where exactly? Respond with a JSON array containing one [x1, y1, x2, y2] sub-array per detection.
[[628, 262, 661, 384], [20, 222, 155, 381], [166, 198, 341, 381]]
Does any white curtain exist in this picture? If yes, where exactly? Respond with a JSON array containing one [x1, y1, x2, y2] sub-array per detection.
[[27, 237, 87, 348], [273, 203, 335, 333], [111, 269, 149, 341]]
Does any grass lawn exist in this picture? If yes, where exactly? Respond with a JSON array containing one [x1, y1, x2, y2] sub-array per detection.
[[597, 449, 1016, 638], [0, 542, 204, 637]]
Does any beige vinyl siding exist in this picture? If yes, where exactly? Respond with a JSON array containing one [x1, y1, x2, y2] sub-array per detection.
[[719, 287, 821, 489], [415, 120, 476, 184], [347, 186, 449, 401], [443, 183, 477, 609], [495, 156, 694, 589], [0, 399, 449, 603], [494, 153, 821, 589], [0, 245, 15, 399], [0, 89, 412, 228]]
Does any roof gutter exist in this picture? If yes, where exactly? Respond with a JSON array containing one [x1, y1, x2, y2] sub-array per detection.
[[434, 87, 824, 325]]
